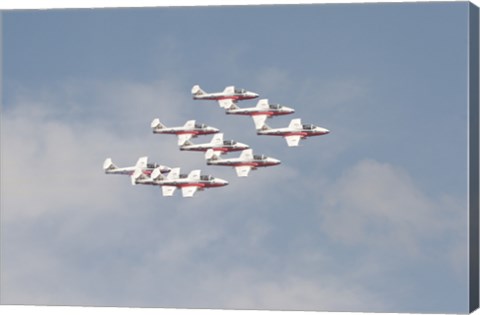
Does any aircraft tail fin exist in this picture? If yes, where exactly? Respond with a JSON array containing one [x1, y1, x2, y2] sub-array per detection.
[[226, 102, 239, 110], [167, 167, 180, 180], [135, 156, 148, 169], [177, 134, 193, 146], [151, 118, 166, 131], [205, 148, 221, 160], [223, 86, 235, 94], [103, 158, 117, 171], [210, 133, 224, 146], [181, 139, 194, 147], [151, 167, 166, 181], [239, 149, 253, 160], [131, 168, 149, 185], [184, 120, 195, 129], [288, 118, 302, 129], [256, 99, 269, 109], [191, 85, 206, 96], [187, 170, 201, 181]]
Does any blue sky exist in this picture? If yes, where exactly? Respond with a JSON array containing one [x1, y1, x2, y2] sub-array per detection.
[[1, 2, 472, 313]]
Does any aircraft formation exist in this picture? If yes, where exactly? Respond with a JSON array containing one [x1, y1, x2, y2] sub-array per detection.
[[104, 85, 330, 197]]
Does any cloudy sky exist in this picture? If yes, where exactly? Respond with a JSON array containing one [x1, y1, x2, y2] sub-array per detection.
[[1, 2, 472, 313]]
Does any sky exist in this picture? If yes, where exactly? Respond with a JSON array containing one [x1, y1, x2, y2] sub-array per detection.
[[0, 2, 473, 313]]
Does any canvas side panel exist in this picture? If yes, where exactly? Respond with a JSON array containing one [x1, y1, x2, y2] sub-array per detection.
[[469, 2, 480, 313]]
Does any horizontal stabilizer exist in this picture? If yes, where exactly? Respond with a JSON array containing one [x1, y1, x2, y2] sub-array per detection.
[[103, 158, 116, 171]]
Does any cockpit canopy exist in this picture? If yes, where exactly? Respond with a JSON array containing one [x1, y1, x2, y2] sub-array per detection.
[[200, 175, 213, 181], [302, 124, 316, 130], [195, 123, 207, 129], [234, 88, 246, 94], [253, 154, 267, 160], [269, 104, 281, 110], [147, 163, 159, 168], [223, 140, 237, 146]]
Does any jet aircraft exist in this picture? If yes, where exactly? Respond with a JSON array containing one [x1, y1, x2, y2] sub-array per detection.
[[257, 118, 330, 147], [191, 85, 259, 109], [132, 167, 228, 197], [151, 119, 220, 146], [103, 156, 171, 185], [225, 98, 295, 129], [180, 133, 249, 154], [205, 148, 280, 177]]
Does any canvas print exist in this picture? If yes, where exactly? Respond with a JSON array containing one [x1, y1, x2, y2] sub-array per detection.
[[1, 2, 478, 314]]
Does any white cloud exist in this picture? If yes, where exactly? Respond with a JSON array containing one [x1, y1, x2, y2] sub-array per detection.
[[1, 78, 468, 313], [317, 158, 467, 267]]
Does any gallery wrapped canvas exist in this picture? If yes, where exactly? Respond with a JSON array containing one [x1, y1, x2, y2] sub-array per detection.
[[1, 1, 479, 314]]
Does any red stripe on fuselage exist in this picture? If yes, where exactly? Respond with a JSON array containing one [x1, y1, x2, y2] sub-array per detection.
[[178, 183, 205, 188]]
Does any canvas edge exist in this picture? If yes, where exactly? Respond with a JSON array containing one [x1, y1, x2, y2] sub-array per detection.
[[469, 1, 480, 313]]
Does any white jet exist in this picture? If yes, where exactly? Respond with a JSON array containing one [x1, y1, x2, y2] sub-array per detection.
[[103, 156, 171, 185], [179, 133, 250, 154], [132, 167, 228, 197], [205, 148, 281, 177], [151, 119, 220, 146], [257, 118, 330, 147], [191, 84, 259, 109], [225, 98, 295, 129]]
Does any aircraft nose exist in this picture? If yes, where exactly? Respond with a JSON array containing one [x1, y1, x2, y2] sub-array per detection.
[[322, 128, 330, 134], [217, 178, 229, 186], [286, 106, 295, 113], [271, 158, 281, 165]]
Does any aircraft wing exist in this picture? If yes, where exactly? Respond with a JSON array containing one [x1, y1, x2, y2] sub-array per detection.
[[235, 165, 252, 177], [285, 135, 302, 147], [161, 185, 177, 196], [218, 99, 235, 109], [177, 134, 193, 146], [252, 115, 268, 129], [181, 186, 199, 197]]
